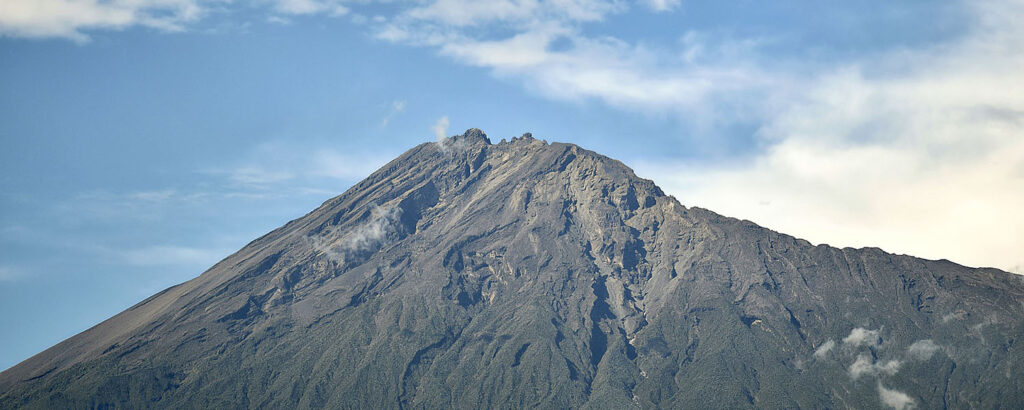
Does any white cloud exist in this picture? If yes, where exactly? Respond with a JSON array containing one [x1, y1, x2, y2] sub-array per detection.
[[427, 26, 775, 122], [842, 327, 880, 347], [906, 340, 941, 361], [211, 142, 393, 189], [403, 0, 621, 27], [308, 205, 401, 263], [310, 150, 391, 180], [643, 0, 681, 12], [878, 382, 916, 410], [0, 0, 354, 41], [338, 206, 399, 252], [227, 166, 297, 186], [0, 0, 206, 42], [374, 0, 783, 132], [266, 15, 292, 25], [813, 339, 835, 359], [849, 353, 901, 380], [271, 0, 348, 17], [631, 0, 1024, 274], [381, 100, 406, 127], [381, 0, 1024, 276], [7, 0, 1022, 276], [432, 116, 450, 141]]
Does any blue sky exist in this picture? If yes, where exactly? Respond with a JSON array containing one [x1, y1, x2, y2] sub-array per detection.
[[1, 0, 1022, 372]]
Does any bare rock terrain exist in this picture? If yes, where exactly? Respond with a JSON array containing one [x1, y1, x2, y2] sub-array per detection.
[[2, 129, 1022, 408]]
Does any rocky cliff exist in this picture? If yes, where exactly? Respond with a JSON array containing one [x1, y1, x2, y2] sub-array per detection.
[[2, 129, 1022, 409]]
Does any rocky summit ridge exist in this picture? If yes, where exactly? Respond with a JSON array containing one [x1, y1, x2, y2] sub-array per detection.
[[1, 129, 1023, 409]]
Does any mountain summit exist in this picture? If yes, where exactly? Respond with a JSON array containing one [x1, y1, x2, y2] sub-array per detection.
[[2, 129, 1022, 408]]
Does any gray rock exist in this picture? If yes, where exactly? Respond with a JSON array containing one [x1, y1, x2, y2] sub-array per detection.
[[2, 129, 1022, 409]]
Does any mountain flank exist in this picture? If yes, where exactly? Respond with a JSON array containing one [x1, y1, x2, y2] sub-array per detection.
[[2, 129, 1022, 409]]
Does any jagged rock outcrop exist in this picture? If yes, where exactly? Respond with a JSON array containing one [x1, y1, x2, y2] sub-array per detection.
[[2, 129, 1023, 409]]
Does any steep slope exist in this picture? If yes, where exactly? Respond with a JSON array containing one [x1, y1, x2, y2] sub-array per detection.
[[2, 129, 1023, 409]]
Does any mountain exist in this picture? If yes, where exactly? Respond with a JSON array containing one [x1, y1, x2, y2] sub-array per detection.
[[2, 129, 1023, 409]]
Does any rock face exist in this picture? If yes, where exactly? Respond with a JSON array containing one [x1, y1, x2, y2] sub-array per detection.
[[2, 129, 1023, 409]]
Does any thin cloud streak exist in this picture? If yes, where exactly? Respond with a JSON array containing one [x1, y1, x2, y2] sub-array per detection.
[[0, 0, 207, 42], [381, 100, 406, 127], [208, 141, 394, 190], [272, 0, 349, 16], [118, 245, 229, 268], [0, 0, 354, 41]]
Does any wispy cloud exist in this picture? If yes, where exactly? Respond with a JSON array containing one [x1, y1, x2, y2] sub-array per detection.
[[0, 0, 348, 42], [631, 0, 1024, 274], [849, 353, 901, 380], [271, 0, 348, 16], [435, 29, 774, 120], [0, 0, 207, 42], [307, 205, 401, 263], [642, 0, 681, 12], [68, 188, 304, 215], [372, 0, 1024, 275], [118, 245, 228, 268], [226, 167, 297, 186], [7, 0, 1021, 275], [906, 340, 941, 361], [381, 100, 406, 127], [842, 328, 880, 347], [877, 382, 916, 410], [368, 0, 786, 142], [266, 15, 292, 25], [432, 115, 450, 141], [400, 0, 621, 28], [810, 329, 942, 408], [310, 150, 388, 180], [813, 339, 835, 359], [0, 266, 23, 282], [209, 141, 393, 190]]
